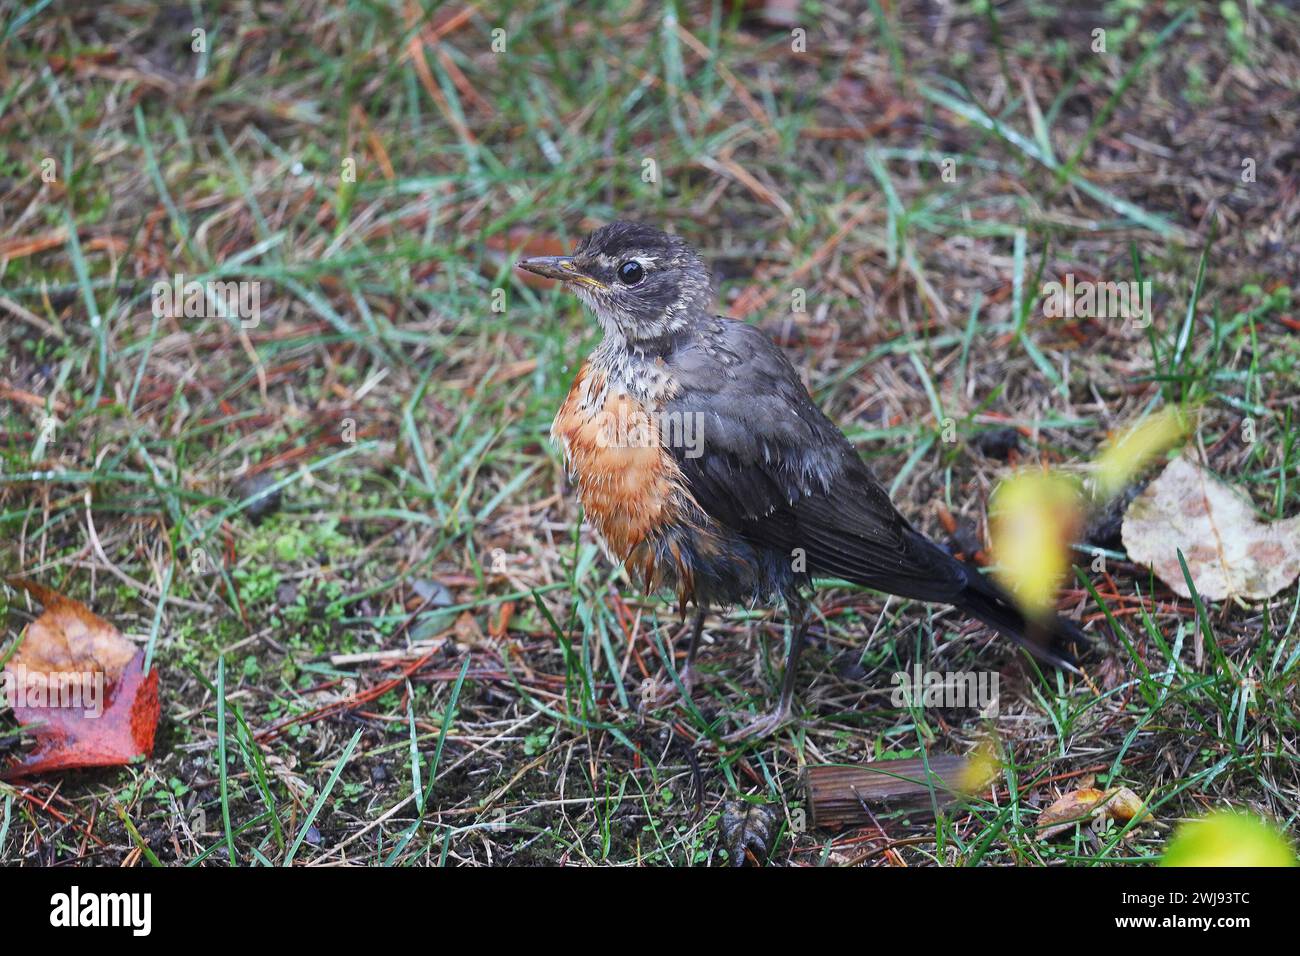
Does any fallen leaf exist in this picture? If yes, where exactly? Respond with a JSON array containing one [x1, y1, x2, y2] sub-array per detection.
[[1161, 811, 1297, 867], [1, 578, 159, 779], [1037, 786, 1147, 840], [1122, 455, 1300, 600], [719, 802, 778, 866]]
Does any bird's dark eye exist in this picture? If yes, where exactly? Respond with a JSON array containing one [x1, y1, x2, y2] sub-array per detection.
[[616, 260, 645, 285]]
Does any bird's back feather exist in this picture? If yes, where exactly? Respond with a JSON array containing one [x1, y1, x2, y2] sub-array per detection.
[[664, 317, 1085, 665]]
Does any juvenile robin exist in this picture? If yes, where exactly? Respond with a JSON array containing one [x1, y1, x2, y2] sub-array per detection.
[[520, 221, 1085, 740]]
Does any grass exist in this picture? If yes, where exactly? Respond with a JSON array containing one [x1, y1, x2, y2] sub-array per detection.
[[0, 0, 1298, 866]]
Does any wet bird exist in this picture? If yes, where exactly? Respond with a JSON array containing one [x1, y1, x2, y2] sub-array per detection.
[[519, 221, 1085, 740]]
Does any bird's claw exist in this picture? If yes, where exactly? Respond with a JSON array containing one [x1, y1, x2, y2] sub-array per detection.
[[642, 666, 695, 711], [721, 704, 791, 742]]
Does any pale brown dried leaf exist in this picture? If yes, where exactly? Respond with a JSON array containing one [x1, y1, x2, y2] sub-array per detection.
[[6, 578, 136, 680], [1121, 456, 1300, 601], [1037, 786, 1148, 840]]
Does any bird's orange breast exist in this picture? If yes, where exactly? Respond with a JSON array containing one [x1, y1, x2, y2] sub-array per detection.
[[551, 362, 688, 581]]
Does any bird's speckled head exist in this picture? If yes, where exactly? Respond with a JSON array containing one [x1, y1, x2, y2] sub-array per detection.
[[518, 221, 712, 348]]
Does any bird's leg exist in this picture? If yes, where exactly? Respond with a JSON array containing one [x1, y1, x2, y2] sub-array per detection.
[[676, 608, 705, 699], [646, 608, 705, 709], [723, 595, 810, 742]]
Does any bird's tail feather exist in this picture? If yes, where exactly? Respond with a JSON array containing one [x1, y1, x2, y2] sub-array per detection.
[[954, 567, 1087, 671], [851, 526, 1092, 669]]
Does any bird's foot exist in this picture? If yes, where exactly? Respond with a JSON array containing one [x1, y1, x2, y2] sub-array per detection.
[[642, 665, 695, 711], [721, 701, 791, 742]]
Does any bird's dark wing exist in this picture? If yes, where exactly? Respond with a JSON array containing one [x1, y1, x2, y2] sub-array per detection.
[[664, 319, 968, 603]]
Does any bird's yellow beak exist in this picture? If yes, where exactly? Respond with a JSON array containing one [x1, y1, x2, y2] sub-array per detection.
[[517, 256, 605, 290]]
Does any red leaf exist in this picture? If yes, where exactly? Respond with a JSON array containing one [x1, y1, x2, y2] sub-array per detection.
[[2, 578, 160, 779]]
